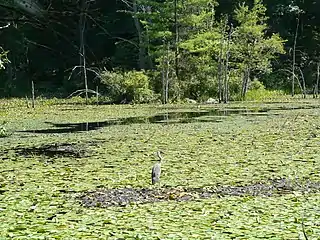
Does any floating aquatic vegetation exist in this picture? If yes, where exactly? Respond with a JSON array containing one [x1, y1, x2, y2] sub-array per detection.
[[0, 99, 319, 239]]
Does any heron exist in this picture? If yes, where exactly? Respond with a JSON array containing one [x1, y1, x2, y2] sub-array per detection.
[[151, 151, 163, 185]]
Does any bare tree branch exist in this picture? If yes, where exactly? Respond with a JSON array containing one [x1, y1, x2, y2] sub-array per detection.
[[0, 22, 10, 29]]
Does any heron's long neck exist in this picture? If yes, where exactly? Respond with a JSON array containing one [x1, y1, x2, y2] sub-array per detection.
[[157, 152, 163, 161]]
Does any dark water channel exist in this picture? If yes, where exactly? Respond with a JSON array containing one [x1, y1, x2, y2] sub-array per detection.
[[20, 108, 271, 134]]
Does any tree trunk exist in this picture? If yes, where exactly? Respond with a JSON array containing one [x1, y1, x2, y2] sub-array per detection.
[[218, 17, 228, 103], [241, 67, 250, 99], [292, 17, 299, 97], [161, 42, 166, 104], [145, 25, 153, 69], [96, 85, 99, 104], [13, 0, 44, 17], [174, 0, 179, 78], [314, 62, 319, 98], [5, 63, 13, 95], [79, 0, 88, 104], [165, 42, 170, 104], [297, 67, 306, 98], [161, 41, 170, 104], [31, 80, 35, 108], [132, 0, 147, 69], [162, 62, 166, 104], [223, 23, 232, 103]]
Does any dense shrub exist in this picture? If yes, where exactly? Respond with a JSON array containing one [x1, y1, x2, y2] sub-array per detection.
[[245, 89, 285, 101], [100, 70, 157, 103], [249, 79, 265, 91], [100, 70, 125, 102], [123, 71, 156, 103]]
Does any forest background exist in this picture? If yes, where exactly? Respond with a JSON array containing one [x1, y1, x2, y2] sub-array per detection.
[[0, 0, 319, 103]]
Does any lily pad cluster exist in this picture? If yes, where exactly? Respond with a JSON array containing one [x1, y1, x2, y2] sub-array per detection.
[[0, 99, 319, 239]]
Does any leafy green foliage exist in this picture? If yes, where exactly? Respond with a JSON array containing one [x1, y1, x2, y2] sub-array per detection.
[[250, 79, 266, 90], [137, 0, 285, 101], [233, 0, 285, 73], [1, 0, 320, 98], [100, 70, 156, 103], [245, 89, 285, 101], [123, 70, 156, 103], [100, 70, 125, 102]]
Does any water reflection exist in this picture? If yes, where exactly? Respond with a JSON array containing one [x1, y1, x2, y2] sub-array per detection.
[[20, 108, 271, 134]]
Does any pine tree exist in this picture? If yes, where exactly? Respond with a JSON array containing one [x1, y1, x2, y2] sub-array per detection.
[[233, 0, 285, 98]]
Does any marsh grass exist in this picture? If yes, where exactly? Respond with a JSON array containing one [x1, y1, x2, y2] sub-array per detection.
[[0, 98, 319, 239], [245, 89, 286, 101]]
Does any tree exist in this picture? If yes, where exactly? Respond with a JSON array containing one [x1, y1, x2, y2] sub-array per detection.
[[120, 0, 152, 70], [175, 0, 220, 100], [1, 0, 319, 100], [137, 0, 180, 102], [233, 0, 285, 98]]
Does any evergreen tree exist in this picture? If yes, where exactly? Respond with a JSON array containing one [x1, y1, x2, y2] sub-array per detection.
[[232, 0, 285, 98]]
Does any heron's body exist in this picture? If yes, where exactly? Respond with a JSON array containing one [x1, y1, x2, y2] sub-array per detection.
[[152, 162, 161, 184], [151, 151, 163, 185]]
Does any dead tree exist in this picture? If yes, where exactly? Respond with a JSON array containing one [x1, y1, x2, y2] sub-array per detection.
[[161, 41, 170, 104], [314, 62, 319, 98], [241, 67, 250, 99], [31, 80, 35, 108], [297, 67, 306, 98], [174, 0, 179, 78], [218, 17, 228, 103], [223, 23, 233, 103], [79, 0, 89, 104]]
